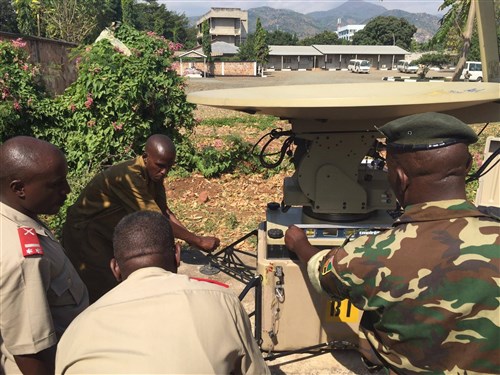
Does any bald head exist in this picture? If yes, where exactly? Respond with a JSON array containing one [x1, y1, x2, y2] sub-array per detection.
[[0, 136, 65, 184], [0, 136, 70, 218], [142, 135, 176, 182], [145, 134, 175, 156], [112, 211, 177, 280]]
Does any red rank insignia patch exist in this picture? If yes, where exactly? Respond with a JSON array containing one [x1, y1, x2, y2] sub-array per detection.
[[18, 227, 44, 257]]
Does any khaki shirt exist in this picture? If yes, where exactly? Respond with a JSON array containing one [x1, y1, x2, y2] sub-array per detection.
[[56, 267, 270, 375], [0, 202, 89, 373], [62, 156, 167, 301]]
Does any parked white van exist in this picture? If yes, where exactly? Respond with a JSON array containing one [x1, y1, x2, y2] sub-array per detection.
[[348, 59, 359, 71], [460, 61, 482, 81], [397, 60, 418, 74], [348, 59, 370, 73]]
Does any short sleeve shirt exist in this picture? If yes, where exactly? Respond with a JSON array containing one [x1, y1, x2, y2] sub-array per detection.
[[62, 156, 167, 271], [56, 268, 270, 375], [0, 202, 89, 369]]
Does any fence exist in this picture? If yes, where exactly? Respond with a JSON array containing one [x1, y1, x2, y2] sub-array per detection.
[[1, 31, 78, 96]]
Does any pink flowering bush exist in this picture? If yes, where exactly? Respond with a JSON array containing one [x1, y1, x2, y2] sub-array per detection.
[[35, 24, 196, 173], [0, 38, 47, 142]]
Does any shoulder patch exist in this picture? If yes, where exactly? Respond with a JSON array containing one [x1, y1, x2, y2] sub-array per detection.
[[322, 255, 335, 276], [18, 227, 44, 257]]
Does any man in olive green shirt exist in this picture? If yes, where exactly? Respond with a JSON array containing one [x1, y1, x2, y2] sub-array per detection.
[[62, 134, 220, 302]]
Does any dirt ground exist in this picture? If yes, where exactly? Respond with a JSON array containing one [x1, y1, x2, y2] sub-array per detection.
[[173, 70, 455, 374]]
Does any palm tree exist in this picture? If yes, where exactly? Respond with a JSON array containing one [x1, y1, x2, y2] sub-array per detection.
[[434, 0, 476, 81]]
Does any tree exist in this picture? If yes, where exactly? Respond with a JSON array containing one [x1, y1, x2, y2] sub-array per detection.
[[12, 0, 37, 35], [432, 0, 485, 81], [121, 0, 134, 25], [352, 16, 417, 50], [267, 30, 298, 45], [415, 52, 453, 78], [237, 33, 255, 60], [254, 18, 269, 76], [133, 0, 193, 46], [201, 20, 212, 62], [0, 0, 20, 33], [43, 0, 98, 43], [300, 30, 340, 45]]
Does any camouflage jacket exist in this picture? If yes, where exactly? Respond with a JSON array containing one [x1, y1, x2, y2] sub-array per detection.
[[310, 200, 500, 374]]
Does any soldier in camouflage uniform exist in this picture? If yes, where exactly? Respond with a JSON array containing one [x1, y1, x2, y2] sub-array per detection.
[[285, 112, 500, 374]]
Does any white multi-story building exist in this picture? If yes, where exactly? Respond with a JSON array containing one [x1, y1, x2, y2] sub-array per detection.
[[196, 8, 248, 46], [336, 25, 365, 41]]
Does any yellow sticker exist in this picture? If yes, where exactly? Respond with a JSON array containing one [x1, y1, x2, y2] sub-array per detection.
[[325, 299, 360, 323]]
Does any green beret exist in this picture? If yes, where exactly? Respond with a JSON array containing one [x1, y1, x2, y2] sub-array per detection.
[[378, 112, 478, 151]]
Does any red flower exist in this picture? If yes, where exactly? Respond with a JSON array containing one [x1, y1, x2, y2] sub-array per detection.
[[84, 93, 93, 109], [112, 122, 123, 131], [13, 101, 21, 111], [11, 38, 27, 48]]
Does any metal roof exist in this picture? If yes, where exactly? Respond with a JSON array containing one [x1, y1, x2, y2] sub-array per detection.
[[312, 45, 409, 55], [192, 41, 239, 56], [269, 45, 323, 56]]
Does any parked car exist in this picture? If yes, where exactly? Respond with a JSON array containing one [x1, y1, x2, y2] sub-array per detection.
[[348, 59, 370, 73], [460, 61, 483, 81], [348, 59, 360, 71], [397, 60, 418, 74]]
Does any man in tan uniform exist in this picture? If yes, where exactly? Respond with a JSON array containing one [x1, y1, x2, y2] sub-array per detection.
[[56, 211, 270, 374], [62, 134, 220, 302], [0, 136, 89, 374]]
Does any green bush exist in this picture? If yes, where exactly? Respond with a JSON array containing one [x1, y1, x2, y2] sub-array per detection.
[[33, 24, 196, 173], [0, 38, 47, 142]]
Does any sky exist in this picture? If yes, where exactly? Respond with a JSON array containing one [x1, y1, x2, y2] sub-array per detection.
[[157, 0, 446, 17]]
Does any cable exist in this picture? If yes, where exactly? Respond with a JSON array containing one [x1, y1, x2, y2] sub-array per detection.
[[251, 128, 295, 169], [466, 146, 500, 183]]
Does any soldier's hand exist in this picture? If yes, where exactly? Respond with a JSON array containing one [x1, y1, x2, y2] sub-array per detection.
[[284, 225, 308, 253], [196, 236, 220, 253]]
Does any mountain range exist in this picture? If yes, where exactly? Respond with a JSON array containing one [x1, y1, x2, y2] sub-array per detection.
[[190, 0, 442, 43]]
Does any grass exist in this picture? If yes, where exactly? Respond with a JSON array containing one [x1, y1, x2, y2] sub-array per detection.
[[200, 115, 281, 131], [466, 123, 499, 202]]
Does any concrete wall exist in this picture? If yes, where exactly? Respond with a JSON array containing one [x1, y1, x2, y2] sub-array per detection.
[[177, 61, 257, 76], [0, 32, 77, 96]]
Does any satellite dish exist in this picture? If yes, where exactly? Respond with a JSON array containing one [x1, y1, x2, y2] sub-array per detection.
[[188, 82, 500, 131]]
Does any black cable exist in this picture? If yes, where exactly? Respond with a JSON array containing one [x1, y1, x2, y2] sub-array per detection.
[[466, 146, 500, 183], [251, 128, 294, 169]]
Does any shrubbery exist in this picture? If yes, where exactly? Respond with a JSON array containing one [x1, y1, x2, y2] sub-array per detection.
[[0, 38, 46, 141], [1, 26, 279, 179]]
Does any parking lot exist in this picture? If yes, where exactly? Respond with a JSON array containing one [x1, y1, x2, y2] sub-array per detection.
[[186, 68, 454, 93]]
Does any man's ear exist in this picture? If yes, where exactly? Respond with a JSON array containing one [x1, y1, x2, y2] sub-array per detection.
[[110, 258, 122, 282], [397, 167, 409, 199], [10, 179, 26, 198], [142, 152, 148, 165]]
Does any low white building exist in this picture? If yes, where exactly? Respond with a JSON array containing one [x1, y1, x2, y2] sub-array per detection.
[[266, 45, 410, 71]]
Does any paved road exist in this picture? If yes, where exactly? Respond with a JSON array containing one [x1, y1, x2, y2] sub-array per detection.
[[186, 69, 453, 93]]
